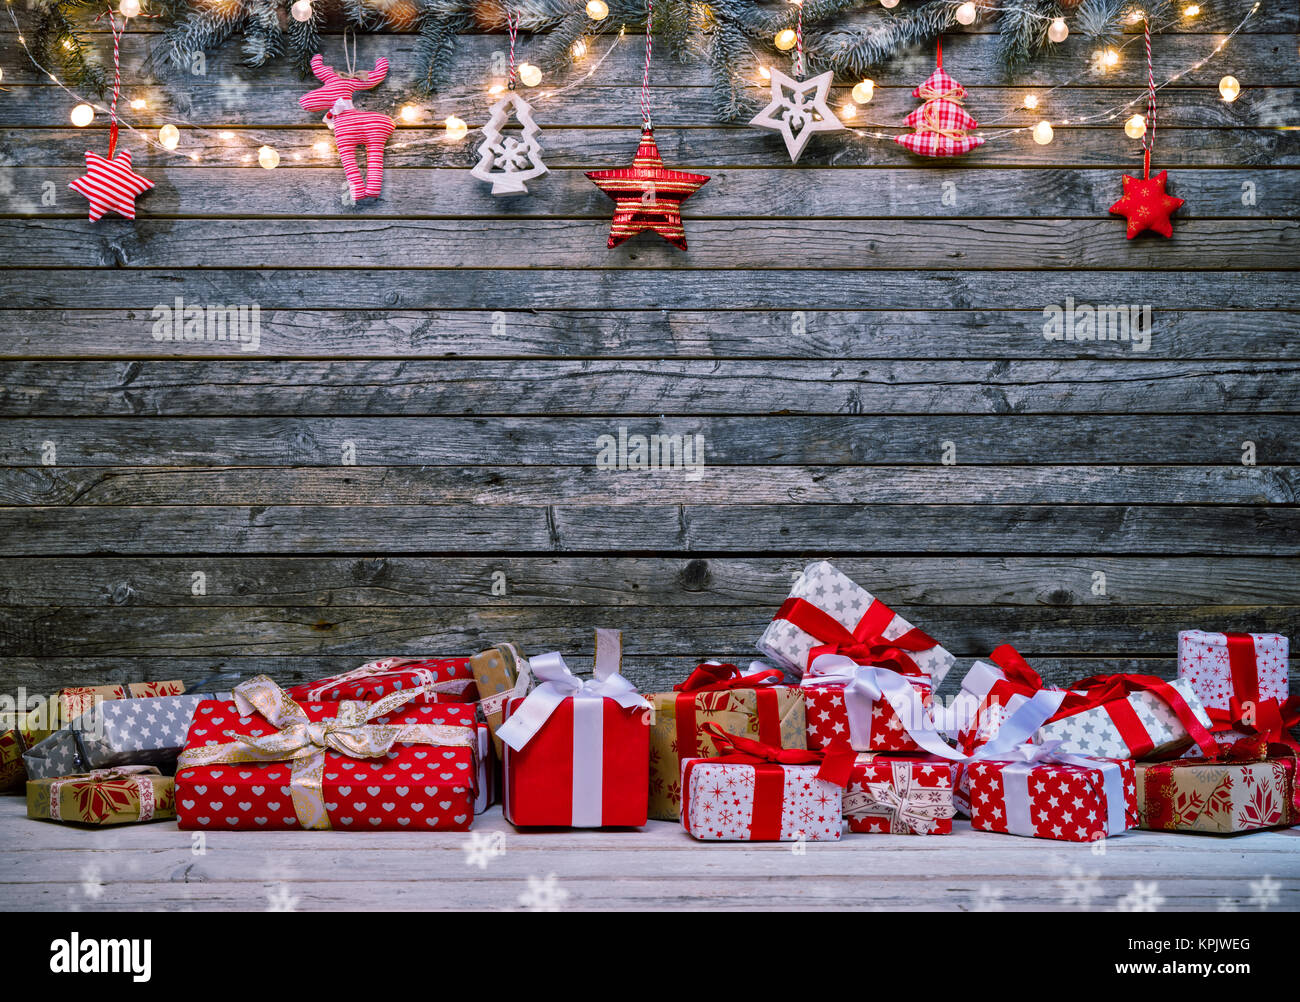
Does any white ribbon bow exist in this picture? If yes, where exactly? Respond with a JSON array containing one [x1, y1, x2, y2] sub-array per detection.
[[495, 630, 649, 753], [801, 653, 964, 760]]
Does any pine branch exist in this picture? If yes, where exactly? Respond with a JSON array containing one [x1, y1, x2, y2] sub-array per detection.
[[286, 0, 325, 76]]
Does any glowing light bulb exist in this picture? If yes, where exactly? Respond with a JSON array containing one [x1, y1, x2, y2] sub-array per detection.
[[881, 0, 899, 7], [258, 145, 280, 169], [444, 115, 468, 141], [954, 2, 977, 26], [572, 39, 587, 59], [758, 65, 771, 81], [1124, 114, 1146, 139], [488, 83, 506, 96], [119, 0, 141, 17], [219, 131, 235, 139], [774, 29, 797, 50], [586, 0, 608, 19], [291, 0, 313, 21], [1104, 48, 1119, 68], [130, 98, 146, 110], [312, 140, 330, 155], [158, 123, 180, 149], [1184, 4, 1200, 16], [1048, 17, 1068, 42], [852, 79, 874, 103], [840, 102, 856, 119], [70, 103, 94, 127], [1032, 120, 1054, 145], [399, 104, 420, 123], [1023, 93, 1039, 110], [1219, 75, 1240, 101], [518, 62, 542, 87]]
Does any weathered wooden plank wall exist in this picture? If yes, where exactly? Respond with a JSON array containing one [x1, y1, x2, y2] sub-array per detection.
[[0, 5, 1295, 698]]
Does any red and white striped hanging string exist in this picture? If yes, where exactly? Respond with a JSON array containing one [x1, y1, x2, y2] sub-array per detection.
[[92, 7, 126, 157], [640, 0, 654, 127], [794, 2, 804, 79], [1141, 15, 1157, 178]]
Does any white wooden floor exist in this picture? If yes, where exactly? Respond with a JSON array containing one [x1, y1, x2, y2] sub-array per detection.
[[2, 795, 1297, 911]]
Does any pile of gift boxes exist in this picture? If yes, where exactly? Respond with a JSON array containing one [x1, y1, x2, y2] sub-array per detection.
[[4, 561, 1295, 841]]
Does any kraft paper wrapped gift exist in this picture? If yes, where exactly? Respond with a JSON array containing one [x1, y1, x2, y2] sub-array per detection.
[[645, 661, 805, 821], [680, 725, 854, 841], [498, 630, 650, 828], [1177, 630, 1294, 752], [1035, 675, 1217, 761], [24, 690, 232, 781], [288, 656, 479, 706], [844, 754, 958, 834], [960, 750, 1137, 842], [757, 560, 955, 684], [27, 766, 175, 826], [1135, 755, 1299, 834], [466, 643, 530, 759], [176, 676, 480, 831]]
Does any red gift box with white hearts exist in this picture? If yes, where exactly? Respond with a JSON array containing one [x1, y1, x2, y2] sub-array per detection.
[[959, 754, 1137, 842], [804, 679, 934, 753], [496, 630, 650, 828], [175, 679, 480, 832], [287, 656, 478, 706], [844, 754, 957, 834], [1177, 630, 1292, 752]]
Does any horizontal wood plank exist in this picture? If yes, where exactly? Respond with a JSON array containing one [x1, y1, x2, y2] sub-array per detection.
[[4, 217, 1296, 271], [0, 360, 1293, 416], [0, 503, 1295, 555], [0, 309, 1295, 360], [2, 416, 1294, 465]]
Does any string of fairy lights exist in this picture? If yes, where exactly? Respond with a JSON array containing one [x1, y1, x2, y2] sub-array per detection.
[[3, 0, 1258, 169]]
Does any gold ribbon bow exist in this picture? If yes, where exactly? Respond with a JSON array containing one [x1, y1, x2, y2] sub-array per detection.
[[842, 760, 956, 834], [177, 675, 477, 830], [917, 100, 972, 140]]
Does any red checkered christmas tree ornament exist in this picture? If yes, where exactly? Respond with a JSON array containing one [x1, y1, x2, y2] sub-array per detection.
[[895, 41, 984, 158]]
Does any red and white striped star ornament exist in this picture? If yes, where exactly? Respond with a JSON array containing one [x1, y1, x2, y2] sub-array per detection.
[[586, 0, 709, 251], [70, 149, 154, 221], [69, 10, 153, 221], [586, 128, 709, 251]]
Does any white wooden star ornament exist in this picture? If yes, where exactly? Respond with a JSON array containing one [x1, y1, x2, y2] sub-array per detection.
[[749, 67, 845, 163], [470, 90, 548, 196]]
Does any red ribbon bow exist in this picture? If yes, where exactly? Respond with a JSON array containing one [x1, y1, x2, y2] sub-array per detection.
[[776, 597, 937, 676], [1208, 632, 1300, 754], [988, 644, 1051, 695], [674, 663, 784, 693], [1055, 673, 1218, 759], [699, 723, 855, 788]]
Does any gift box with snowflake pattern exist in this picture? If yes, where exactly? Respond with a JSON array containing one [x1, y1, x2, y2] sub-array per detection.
[[1177, 630, 1290, 750], [1135, 756, 1298, 834], [680, 757, 843, 841]]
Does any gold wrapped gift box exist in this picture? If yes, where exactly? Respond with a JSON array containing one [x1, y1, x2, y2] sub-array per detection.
[[27, 767, 175, 826]]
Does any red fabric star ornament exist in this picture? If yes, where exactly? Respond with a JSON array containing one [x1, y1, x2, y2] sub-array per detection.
[[1108, 169, 1183, 239], [70, 149, 154, 221], [586, 127, 709, 251]]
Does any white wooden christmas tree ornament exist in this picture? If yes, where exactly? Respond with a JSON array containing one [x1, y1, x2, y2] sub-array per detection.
[[749, 67, 845, 163], [471, 91, 548, 196]]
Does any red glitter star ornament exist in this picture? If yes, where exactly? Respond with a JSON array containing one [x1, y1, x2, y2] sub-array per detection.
[[1109, 169, 1183, 239], [586, 127, 709, 251]]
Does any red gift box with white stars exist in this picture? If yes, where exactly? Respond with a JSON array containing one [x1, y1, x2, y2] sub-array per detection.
[[959, 756, 1137, 842], [1177, 630, 1290, 751], [844, 754, 957, 834], [176, 698, 479, 831], [805, 680, 934, 753], [680, 757, 843, 841]]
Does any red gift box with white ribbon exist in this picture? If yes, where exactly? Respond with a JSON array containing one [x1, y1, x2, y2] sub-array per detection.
[[498, 629, 650, 828], [288, 655, 478, 706]]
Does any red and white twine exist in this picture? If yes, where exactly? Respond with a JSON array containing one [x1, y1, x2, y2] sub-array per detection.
[[640, 0, 654, 126], [1142, 16, 1157, 177], [506, 8, 519, 88]]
